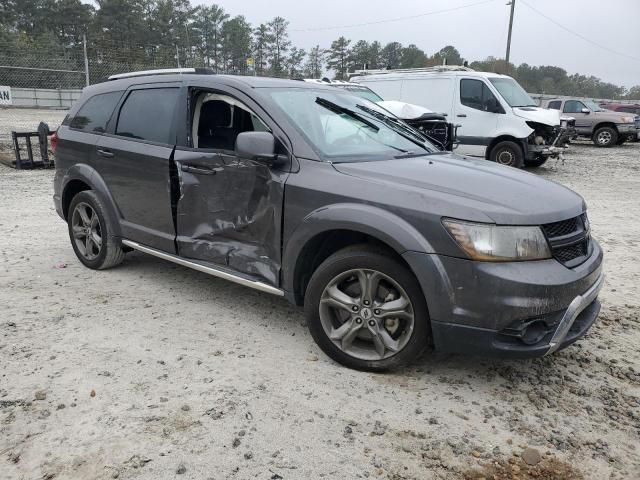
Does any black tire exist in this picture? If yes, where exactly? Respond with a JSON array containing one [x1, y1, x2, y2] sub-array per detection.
[[592, 126, 618, 147], [524, 157, 548, 168], [616, 136, 626, 145], [304, 245, 430, 371], [67, 190, 125, 270], [489, 141, 524, 168]]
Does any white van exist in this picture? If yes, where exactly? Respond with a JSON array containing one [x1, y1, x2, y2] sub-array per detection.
[[350, 66, 564, 168]]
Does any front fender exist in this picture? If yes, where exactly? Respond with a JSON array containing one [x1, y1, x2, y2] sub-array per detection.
[[282, 202, 434, 294], [60, 163, 122, 237]]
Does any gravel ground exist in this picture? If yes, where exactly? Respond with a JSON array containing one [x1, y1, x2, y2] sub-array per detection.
[[1, 139, 639, 480]]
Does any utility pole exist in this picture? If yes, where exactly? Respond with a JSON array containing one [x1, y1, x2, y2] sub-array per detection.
[[82, 34, 90, 87], [505, 0, 516, 64]]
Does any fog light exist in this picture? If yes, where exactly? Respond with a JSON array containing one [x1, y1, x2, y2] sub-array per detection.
[[521, 320, 547, 345]]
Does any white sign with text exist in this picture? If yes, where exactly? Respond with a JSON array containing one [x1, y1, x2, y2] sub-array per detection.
[[0, 86, 12, 105]]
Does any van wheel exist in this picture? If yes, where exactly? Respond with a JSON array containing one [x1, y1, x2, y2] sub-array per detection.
[[489, 141, 524, 168], [304, 245, 429, 371], [68, 190, 125, 270], [592, 126, 617, 147]]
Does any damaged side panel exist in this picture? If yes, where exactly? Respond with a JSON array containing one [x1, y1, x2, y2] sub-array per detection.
[[172, 149, 287, 287]]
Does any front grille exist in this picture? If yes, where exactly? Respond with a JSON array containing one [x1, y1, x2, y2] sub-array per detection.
[[542, 217, 579, 238], [554, 240, 588, 263], [541, 215, 590, 267]]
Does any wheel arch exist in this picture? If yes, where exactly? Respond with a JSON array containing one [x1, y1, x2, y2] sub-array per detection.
[[282, 203, 434, 305], [61, 164, 122, 237], [485, 135, 526, 160], [592, 122, 618, 134]]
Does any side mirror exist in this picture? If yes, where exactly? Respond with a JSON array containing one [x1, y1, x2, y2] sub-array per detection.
[[235, 131, 286, 166], [581, 108, 590, 114]]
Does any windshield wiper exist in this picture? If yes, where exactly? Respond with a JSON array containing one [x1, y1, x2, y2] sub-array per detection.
[[355, 104, 432, 151], [315, 97, 379, 131]]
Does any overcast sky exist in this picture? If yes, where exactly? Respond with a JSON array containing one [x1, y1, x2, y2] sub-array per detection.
[[193, 0, 640, 88]]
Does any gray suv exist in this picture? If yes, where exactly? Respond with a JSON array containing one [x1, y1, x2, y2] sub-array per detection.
[[53, 69, 604, 371]]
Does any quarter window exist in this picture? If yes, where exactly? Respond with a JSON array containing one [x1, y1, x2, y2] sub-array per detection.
[[563, 100, 587, 114], [460, 79, 502, 113], [116, 88, 179, 144], [70, 91, 123, 133]]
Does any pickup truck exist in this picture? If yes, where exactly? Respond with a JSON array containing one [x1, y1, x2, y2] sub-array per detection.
[[542, 98, 637, 147]]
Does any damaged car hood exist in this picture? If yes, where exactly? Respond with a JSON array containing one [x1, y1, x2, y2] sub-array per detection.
[[332, 153, 584, 224], [512, 106, 560, 127]]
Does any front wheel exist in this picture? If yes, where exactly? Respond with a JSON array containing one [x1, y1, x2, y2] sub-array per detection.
[[592, 126, 618, 147], [489, 141, 524, 168], [304, 245, 430, 371]]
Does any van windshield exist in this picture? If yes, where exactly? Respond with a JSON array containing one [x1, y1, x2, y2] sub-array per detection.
[[488, 77, 537, 107], [266, 88, 436, 162]]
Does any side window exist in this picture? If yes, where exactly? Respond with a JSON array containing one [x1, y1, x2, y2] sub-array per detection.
[[548, 101, 561, 110], [193, 92, 270, 150], [460, 79, 501, 113], [69, 91, 123, 133], [563, 100, 586, 114], [115, 88, 179, 144]]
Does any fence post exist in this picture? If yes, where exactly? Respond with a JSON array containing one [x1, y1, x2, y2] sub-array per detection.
[[83, 34, 90, 86]]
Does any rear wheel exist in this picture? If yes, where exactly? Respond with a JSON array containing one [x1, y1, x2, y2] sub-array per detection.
[[489, 141, 524, 168], [68, 190, 125, 270], [304, 245, 429, 371], [592, 126, 618, 147]]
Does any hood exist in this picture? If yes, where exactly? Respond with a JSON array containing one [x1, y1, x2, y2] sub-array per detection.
[[591, 110, 636, 122], [513, 106, 561, 127], [333, 154, 584, 225], [377, 100, 433, 119]]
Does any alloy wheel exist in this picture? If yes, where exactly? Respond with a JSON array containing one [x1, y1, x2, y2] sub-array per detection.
[[318, 269, 415, 361], [71, 202, 103, 261]]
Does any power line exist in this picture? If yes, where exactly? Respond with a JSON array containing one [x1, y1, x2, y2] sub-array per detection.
[[290, 0, 497, 32], [520, 0, 640, 63]]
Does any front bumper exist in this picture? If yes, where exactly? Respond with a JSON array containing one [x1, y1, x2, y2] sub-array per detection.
[[403, 239, 604, 358], [618, 123, 637, 136]]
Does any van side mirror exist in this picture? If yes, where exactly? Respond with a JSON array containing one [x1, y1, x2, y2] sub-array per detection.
[[581, 108, 590, 114], [235, 131, 286, 166]]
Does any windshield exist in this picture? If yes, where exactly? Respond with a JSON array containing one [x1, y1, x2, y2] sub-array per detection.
[[267, 88, 435, 162], [488, 77, 536, 107], [583, 100, 604, 112], [335, 85, 384, 102]]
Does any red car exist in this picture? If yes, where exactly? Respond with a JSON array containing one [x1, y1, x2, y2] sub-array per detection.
[[600, 103, 640, 141]]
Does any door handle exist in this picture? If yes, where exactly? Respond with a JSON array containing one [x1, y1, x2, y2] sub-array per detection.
[[181, 164, 218, 175], [456, 114, 467, 118], [96, 148, 114, 158]]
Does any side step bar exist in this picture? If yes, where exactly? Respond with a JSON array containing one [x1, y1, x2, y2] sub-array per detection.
[[121, 239, 284, 297]]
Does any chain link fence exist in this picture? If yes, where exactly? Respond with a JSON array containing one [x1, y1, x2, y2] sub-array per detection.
[[0, 37, 253, 90]]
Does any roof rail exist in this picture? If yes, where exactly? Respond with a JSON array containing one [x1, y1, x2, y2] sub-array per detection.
[[108, 68, 214, 80], [350, 65, 475, 76]]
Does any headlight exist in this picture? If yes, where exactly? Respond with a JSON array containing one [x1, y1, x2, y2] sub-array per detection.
[[443, 219, 552, 261], [621, 116, 634, 123]]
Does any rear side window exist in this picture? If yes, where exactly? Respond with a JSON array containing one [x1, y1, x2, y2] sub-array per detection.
[[460, 79, 500, 112], [70, 91, 123, 133], [115, 88, 179, 144], [548, 101, 561, 110]]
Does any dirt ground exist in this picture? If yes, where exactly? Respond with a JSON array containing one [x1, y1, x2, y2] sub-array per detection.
[[1, 135, 639, 480]]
